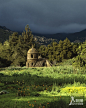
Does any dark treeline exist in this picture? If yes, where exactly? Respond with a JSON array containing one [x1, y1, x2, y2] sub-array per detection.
[[0, 24, 86, 68], [39, 38, 78, 62]]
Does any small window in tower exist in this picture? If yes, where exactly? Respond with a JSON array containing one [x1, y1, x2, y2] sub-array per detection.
[[28, 63, 29, 67], [32, 63, 33, 66], [31, 54, 33, 58], [43, 62, 45, 66]]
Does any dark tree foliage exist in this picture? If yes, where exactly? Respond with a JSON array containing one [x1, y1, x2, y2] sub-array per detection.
[[10, 24, 38, 66], [58, 40, 63, 52], [62, 37, 72, 59], [38, 37, 79, 64], [0, 56, 12, 68], [0, 24, 84, 68], [72, 55, 85, 67], [72, 41, 86, 68], [0, 40, 12, 62], [0, 24, 40, 67]]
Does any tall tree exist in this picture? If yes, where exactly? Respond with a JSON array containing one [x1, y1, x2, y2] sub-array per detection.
[[58, 40, 63, 52], [63, 37, 73, 59]]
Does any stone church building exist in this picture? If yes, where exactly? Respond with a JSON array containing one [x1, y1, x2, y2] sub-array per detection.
[[26, 45, 52, 67]]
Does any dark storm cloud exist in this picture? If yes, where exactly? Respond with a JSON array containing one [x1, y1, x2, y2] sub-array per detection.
[[0, 0, 86, 34]]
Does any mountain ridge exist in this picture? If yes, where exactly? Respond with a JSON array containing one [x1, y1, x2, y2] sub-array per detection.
[[0, 25, 86, 45]]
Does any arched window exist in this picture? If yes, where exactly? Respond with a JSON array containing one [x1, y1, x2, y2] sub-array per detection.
[[32, 63, 33, 66], [31, 54, 33, 58], [28, 63, 29, 67], [43, 62, 45, 66]]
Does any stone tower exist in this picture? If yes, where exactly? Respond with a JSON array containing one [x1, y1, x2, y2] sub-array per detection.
[[26, 45, 38, 67]]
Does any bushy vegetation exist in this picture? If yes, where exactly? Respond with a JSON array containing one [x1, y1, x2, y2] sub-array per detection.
[[72, 41, 86, 69], [0, 24, 40, 67], [38, 38, 79, 63]]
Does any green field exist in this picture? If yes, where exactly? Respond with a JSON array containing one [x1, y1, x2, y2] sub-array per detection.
[[0, 59, 86, 108]]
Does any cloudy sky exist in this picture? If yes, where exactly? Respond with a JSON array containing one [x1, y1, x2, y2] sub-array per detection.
[[0, 0, 86, 34]]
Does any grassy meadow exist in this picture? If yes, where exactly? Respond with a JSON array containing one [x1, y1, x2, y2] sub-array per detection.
[[0, 58, 86, 108]]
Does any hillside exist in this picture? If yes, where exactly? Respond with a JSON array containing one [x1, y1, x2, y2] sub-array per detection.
[[32, 29, 86, 43], [0, 26, 59, 45], [0, 25, 86, 45], [0, 26, 13, 44]]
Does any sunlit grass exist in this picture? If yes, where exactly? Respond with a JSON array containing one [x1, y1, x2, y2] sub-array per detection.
[[0, 62, 86, 107]]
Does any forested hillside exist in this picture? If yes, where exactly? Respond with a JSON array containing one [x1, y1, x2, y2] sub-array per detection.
[[0, 26, 59, 46], [0, 26, 13, 44], [0, 24, 86, 69], [1, 25, 86, 46]]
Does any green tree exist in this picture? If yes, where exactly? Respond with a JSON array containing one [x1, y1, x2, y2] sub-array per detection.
[[67, 51, 72, 59], [0, 40, 12, 67], [63, 38, 73, 59], [72, 44, 78, 56], [58, 40, 63, 52], [60, 50, 67, 60], [63, 37, 72, 51], [0, 42, 3, 54], [9, 32, 19, 47], [72, 55, 85, 68], [8, 25, 37, 66], [1, 40, 11, 60]]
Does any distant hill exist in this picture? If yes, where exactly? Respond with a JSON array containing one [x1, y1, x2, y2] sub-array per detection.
[[0, 25, 86, 45], [32, 29, 86, 43], [0, 26, 13, 44], [0, 26, 59, 45]]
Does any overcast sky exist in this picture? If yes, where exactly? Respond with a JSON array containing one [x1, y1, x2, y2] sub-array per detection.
[[0, 0, 86, 34]]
